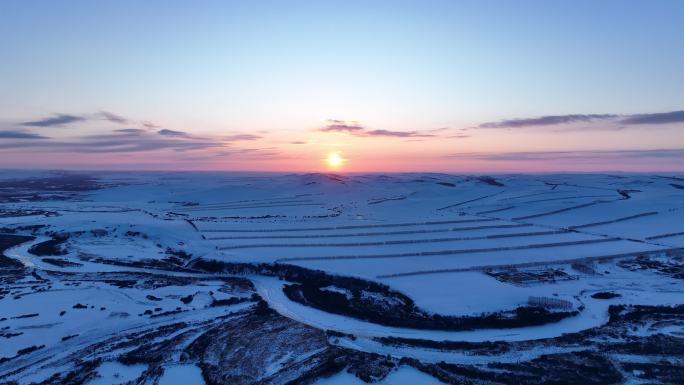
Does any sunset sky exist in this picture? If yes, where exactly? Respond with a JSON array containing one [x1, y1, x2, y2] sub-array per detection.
[[1, 0, 683, 172]]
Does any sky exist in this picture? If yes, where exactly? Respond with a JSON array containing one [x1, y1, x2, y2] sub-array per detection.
[[0, 0, 683, 172]]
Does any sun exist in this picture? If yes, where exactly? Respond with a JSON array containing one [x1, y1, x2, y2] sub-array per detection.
[[325, 152, 345, 169]]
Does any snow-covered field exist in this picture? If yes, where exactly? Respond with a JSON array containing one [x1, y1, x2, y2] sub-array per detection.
[[1, 172, 683, 384]]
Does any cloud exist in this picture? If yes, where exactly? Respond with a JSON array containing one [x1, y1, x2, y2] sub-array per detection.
[[449, 149, 684, 162], [0, 125, 263, 154], [158, 128, 191, 137], [223, 134, 262, 141], [319, 120, 365, 133], [0, 130, 48, 139], [21, 111, 131, 127], [158, 130, 260, 141], [619, 110, 684, 125], [142, 121, 159, 129], [478, 114, 618, 129], [114, 128, 146, 134], [0, 130, 228, 153], [477, 109, 684, 130], [98, 111, 129, 124], [19, 111, 158, 130], [290, 141, 307, 144], [364, 129, 434, 138], [21, 114, 86, 127], [319, 120, 435, 138]]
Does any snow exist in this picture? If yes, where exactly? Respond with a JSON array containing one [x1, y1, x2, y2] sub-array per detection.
[[313, 366, 447, 385], [159, 365, 205, 385], [0, 269, 250, 358], [2, 171, 683, 365], [86, 361, 147, 385], [4, 173, 683, 322], [385, 271, 534, 315]]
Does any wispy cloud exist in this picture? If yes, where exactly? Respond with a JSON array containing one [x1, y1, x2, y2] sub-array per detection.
[[0, 130, 227, 153], [98, 111, 129, 124], [114, 128, 146, 134], [0, 130, 48, 139], [4, 111, 266, 157], [478, 109, 684, 129], [319, 120, 365, 133], [19, 111, 152, 129], [619, 110, 684, 125], [319, 120, 435, 138], [21, 111, 131, 128], [449, 149, 684, 161], [364, 129, 433, 138], [158, 128, 191, 137], [478, 114, 618, 129], [223, 134, 262, 141], [21, 114, 86, 127]]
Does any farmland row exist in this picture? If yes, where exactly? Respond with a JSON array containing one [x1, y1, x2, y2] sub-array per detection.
[[217, 230, 570, 250], [205, 224, 531, 240], [275, 238, 620, 262], [568, 211, 658, 230], [511, 200, 615, 220], [179, 202, 322, 212], [201, 218, 497, 233], [377, 247, 682, 278]]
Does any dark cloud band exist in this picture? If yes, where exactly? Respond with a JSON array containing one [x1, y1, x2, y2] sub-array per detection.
[[0, 130, 48, 139], [478, 110, 684, 129]]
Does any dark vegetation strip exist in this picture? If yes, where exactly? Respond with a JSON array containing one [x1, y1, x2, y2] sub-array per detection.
[[207, 224, 530, 240], [185, 219, 200, 232], [173, 195, 316, 208], [646, 231, 684, 240], [514, 194, 616, 205], [368, 196, 408, 205], [28, 235, 69, 256], [497, 189, 571, 201], [0, 234, 35, 268], [512, 200, 613, 220], [276, 238, 619, 262], [375, 304, 684, 351], [283, 283, 576, 331], [187, 259, 577, 332], [376, 336, 511, 352], [475, 206, 515, 215], [179, 199, 315, 209], [377, 247, 682, 278], [568, 211, 659, 230], [41, 258, 83, 267], [218, 230, 569, 250], [656, 175, 684, 182], [201, 218, 496, 233], [543, 181, 618, 192], [180, 202, 322, 211], [437, 194, 500, 211], [183, 199, 312, 208]]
